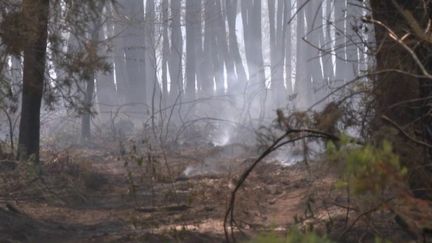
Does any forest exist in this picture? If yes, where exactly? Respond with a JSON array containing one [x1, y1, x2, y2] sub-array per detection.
[[0, 0, 432, 242]]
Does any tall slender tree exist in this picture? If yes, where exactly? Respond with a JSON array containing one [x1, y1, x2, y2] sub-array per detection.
[[241, 0, 266, 119], [306, 0, 324, 106], [144, 0, 160, 108], [168, 0, 183, 103], [294, 0, 311, 109], [334, 0, 350, 83], [161, 0, 169, 99], [81, 15, 103, 144], [121, 0, 147, 110], [185, 0, 201, 100], [284, 0, 293, 95], [96, 5, 118, 120], [215, 0, 235, 94], [269, 0, 287, 107], [226, 0, 247, 87], [17, 0, 50, 161], [201, 0, 216, 97]]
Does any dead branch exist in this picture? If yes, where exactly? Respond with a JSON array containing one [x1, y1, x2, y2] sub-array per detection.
[[223, 127, 343, 242], [381, 115, 432, 149]]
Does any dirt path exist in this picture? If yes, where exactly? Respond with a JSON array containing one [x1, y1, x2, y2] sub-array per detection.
[[0, 145, 312, 242]]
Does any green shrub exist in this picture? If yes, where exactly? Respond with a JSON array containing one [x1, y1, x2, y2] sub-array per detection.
[[328, 139, 407, 196]]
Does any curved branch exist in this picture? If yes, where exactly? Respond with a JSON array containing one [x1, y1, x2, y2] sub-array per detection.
[[223, 128, 343, 242]]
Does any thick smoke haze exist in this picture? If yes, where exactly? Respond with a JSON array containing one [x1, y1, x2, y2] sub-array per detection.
[[1, 0, 373, 164]]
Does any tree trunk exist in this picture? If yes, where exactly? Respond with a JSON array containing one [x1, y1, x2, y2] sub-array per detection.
[[145, 0, 161, 109], [370, 0, 432, 197], [81, 4, 105, 144], [161, 0, 169, 99], [81, 75, 95, 144], [111, 1, 128, 105], [201, 0, 216, 97], [122, 0, 147, 113], [322, 0, 335, 83], [306, 0, 324, 106], [294, 0, 311, 110], [269, 0, 287, 107], [185, 0, 200, 101], [334, 0, 350, 84], [215, 0, 235, 95], [168, 0, 183, 103], [284, 0, 292, 95], [241, 0, 266, 119], [96, 3, 118, 119], [226, 0, 247, 86], [17, 0, 50, 161]]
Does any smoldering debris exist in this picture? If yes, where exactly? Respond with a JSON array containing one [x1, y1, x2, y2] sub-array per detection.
[[177, 143, 254, 179]]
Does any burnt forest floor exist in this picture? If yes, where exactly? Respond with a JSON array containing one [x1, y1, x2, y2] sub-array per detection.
[[0, 142, 410, 242]]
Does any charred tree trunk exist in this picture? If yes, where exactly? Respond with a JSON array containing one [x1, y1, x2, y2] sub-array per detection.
[[370, 0, 432, 197], [17, 0, 50, 161]]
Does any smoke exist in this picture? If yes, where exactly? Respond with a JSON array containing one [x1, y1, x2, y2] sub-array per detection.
[[180, 143, 251, 178]]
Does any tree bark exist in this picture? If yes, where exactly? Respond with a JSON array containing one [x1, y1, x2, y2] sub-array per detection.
[[168, 0, 183, 103], [121, 0, 147, 112], [294, 0, 311, 110], [226, 0, 247, 86], [370, 0, 432, 197], [81, 3, 105, 144], [201, 0, 216, 97], [96, 2, 118, 118], [81, 75, 95, 144], [185, 0, 200, 100], [284, 0, 292, 95], [161, 0, 169, 99], [322, 0, 334, 83], [306, 0, 324, 106], [215, 0, 235, 94], [18, 0, 50, 161], [241, 0, 266, 119], [144, 0, 160, 108], [334, 0, 350, 84], [269, 0, 287, 107]]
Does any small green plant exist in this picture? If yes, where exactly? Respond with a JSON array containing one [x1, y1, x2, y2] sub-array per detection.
[[248, 229, 334, 243], [328, 139, 407, 197]]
